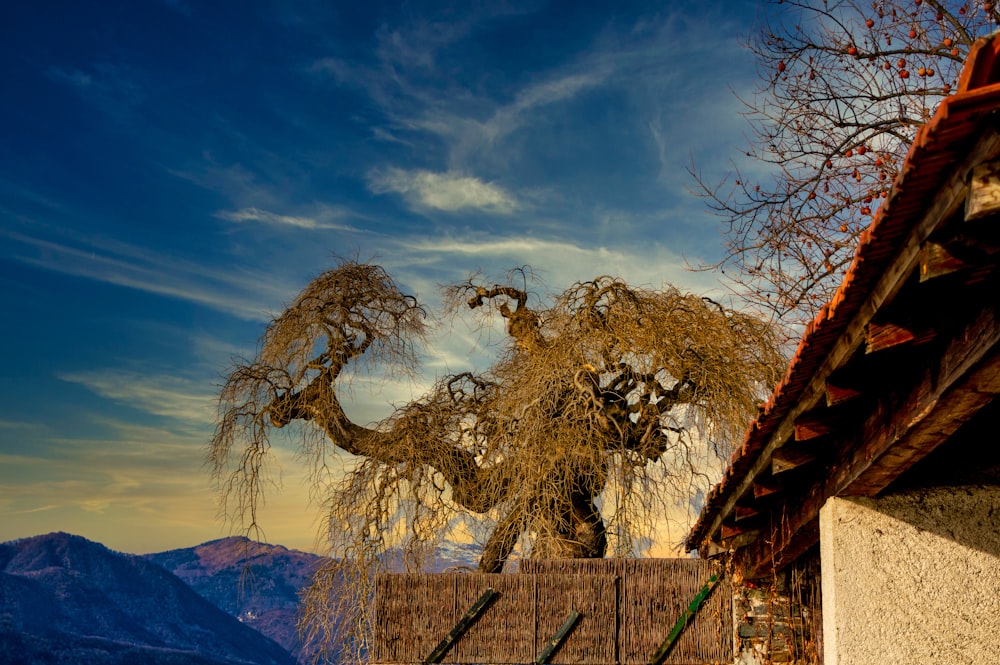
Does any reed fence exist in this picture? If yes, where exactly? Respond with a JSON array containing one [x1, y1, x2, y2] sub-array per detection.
[[371, 559, 731, 665]]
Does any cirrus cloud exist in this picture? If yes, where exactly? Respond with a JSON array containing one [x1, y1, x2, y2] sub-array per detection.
[[215, 205, 361, 231]]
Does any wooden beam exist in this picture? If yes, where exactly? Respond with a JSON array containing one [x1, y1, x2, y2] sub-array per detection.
[[753, 478, 781, 499], [691, 128, 1000, 557], [736, 516, 821, 581], [721, 522, 757, 540], [792, 399, 866, 442], [824, 362, 897, 408], [793, 413, 833, 441], [965, 160, 1000, 221], [865, 321, 936, 353], [865, 321, 916, 353], [737, 299, 1000, 577], [720, 530, 761, 551], [826, 380, 863, 407], [734, 504, 761, 521], [920, 241, 972, 281], [771, 446, 818, 475], [699, 540, 727, 558], [847, 344, 1000, 495]]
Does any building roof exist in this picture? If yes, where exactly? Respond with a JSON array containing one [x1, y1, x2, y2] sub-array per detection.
[[686, 34, 1000, 574]]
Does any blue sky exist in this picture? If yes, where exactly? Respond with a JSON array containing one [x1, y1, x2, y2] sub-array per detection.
[[0, 0, 763, 554]]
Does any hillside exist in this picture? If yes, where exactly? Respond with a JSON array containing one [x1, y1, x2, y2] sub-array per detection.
[[146, 537, 325, 660], [0, 533, 295, 665]]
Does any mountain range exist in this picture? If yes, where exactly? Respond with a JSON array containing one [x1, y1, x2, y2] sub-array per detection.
[[0, 532, 295, 665], [0, 532, 483, 664]]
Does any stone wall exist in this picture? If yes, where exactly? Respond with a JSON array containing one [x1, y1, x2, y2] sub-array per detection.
[[733, 557, 821, 665]]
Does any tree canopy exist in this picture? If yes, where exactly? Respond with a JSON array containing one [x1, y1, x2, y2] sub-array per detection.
[[697, 0, 999, 332], [209, 260, 783, 659]]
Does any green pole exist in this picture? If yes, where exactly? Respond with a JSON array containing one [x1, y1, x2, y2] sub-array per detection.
[[423, 588, 498, 664], [535, 609, 582, 664], [648, 574, 721, 665]]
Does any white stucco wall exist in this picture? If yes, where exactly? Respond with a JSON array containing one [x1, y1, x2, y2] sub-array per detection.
[[819, 486, 1000, 665]]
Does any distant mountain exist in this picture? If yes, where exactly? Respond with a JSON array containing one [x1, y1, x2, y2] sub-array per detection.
[[146, 537, 325, 662], [144, 537, 480, 663], [378, 540, 483, 573], [428, 541, 483, 572], [0, 532, 295, 665]]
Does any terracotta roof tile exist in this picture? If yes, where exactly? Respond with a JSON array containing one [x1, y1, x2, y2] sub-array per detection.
[[686, 34, 1000, 550]]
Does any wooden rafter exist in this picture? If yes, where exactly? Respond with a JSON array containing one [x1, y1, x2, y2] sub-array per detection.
[[965, 159, 1000, 221], [752, 477, 781, 499], [865, 321, 917, 353], [920, 241, 972, 281], [693, 127, 1000, 565], [736, 297, 1000, 577], [825, 380, 863, 407], [771, 446, 818, 475]]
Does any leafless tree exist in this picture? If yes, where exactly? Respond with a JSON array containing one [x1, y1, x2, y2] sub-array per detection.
[[209, 260, 783, 662], [696, 0, 999, 333]]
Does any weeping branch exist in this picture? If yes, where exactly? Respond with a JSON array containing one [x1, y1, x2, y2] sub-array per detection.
[[209, 261, 784, 664]]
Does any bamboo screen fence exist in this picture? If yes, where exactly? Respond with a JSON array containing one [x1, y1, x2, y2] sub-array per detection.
[[371, 558, 731, 665]]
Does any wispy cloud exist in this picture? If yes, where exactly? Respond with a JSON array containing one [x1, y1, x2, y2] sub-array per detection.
[[216, 206, 360, 231], [367, 168, 519, 213], [0, 406, 343, 552], [2, 229, 292, 321], [0, 420, 50, 435], [46, 62, 147, 117], [218, 207, 323, 229], [58, 371, 215, 428], [409, 236, 604, 258], [392, 231, 723, 299], [479, 70, 609, 145], [46, 66, 94, 89], [2, 504, 59, 516], [167, 160, 272, 209]]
